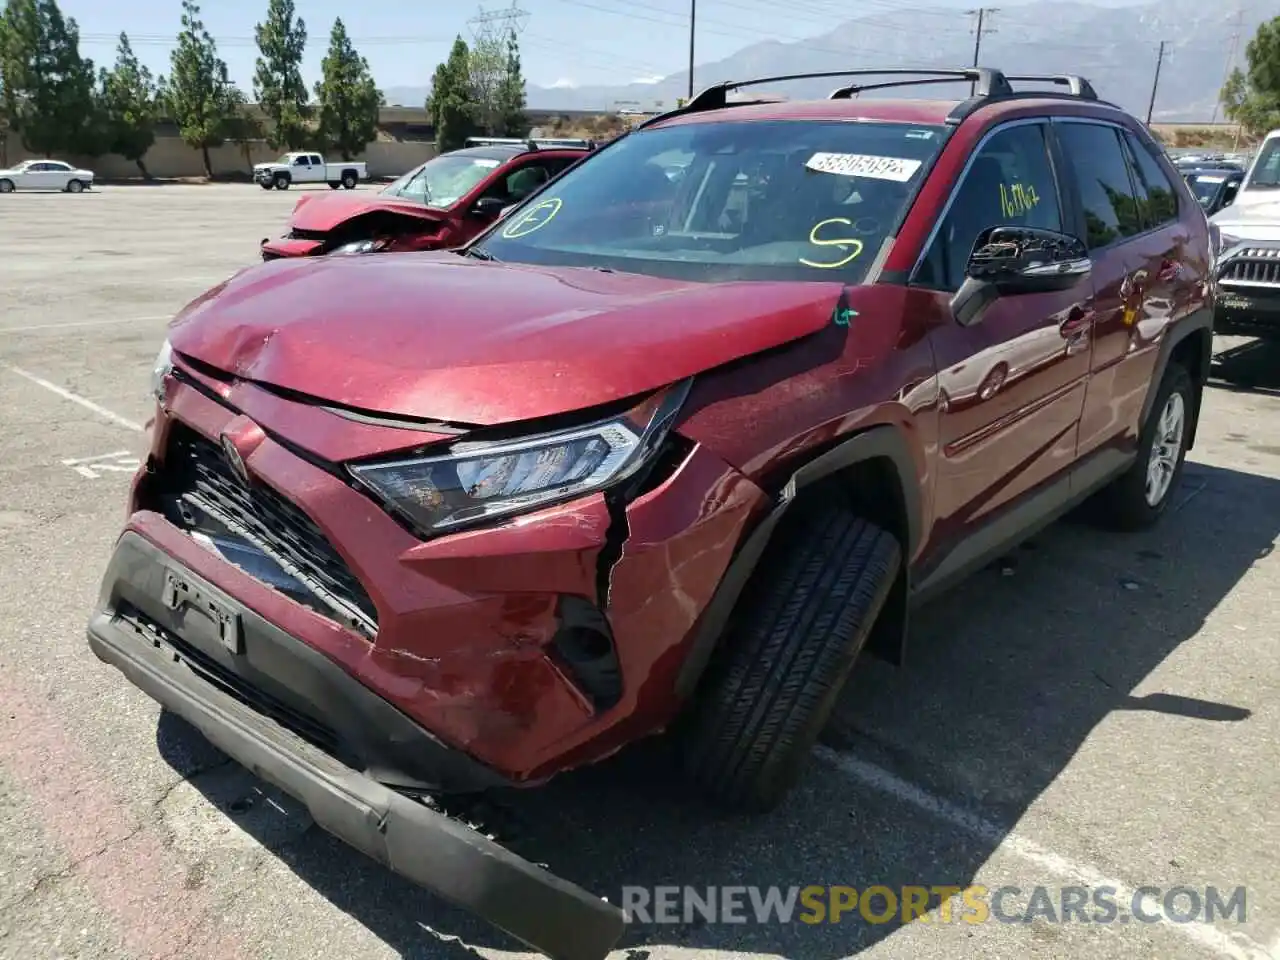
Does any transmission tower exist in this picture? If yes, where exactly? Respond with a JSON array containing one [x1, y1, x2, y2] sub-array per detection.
[[1211, 5, 1245, 125], [468, 3, 530, 45]]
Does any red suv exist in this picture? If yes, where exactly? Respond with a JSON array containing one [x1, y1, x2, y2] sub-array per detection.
[[89, 68, 1212, 960], [259, 138, 591, 260]]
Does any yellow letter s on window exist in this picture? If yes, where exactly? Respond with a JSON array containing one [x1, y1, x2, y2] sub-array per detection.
[[799, 218, 864, 269]]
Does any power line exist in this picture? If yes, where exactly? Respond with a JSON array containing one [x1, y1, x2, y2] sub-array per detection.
[[1146, 39, 1169, 124]]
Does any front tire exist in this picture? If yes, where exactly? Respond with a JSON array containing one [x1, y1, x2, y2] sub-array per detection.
[[259, 181, 273, 191], [1093, 362, 1193, 530], [0, 178, 15, 193], [327, 181, 341, 190], [66, 179, 84, 193], [679, 506, 900, 813], [273, 174, 290, 190]]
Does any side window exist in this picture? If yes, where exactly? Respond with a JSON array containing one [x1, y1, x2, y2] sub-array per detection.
[[293, 156, 308, 166], [1123, 131, 1179, 227], [311, 154, 324, 166], [916, 122, 1062, 292], [1055, 123, 1143, 249], [500, 162, 553, 202]]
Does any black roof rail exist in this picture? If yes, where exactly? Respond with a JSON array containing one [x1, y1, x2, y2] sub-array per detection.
[[1004, 74, 1098, 100], [636, 66, 1113, 130], [639, 67, 1014, 129]]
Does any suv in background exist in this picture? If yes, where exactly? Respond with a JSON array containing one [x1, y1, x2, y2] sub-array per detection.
[[89, 67, 1212, 960], [1209, 129, 1280, 341], [260, 140, 590, 259]]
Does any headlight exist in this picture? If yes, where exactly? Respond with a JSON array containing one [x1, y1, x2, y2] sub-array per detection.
[[1217, 231, 1242, 253], [150, 339, 173, 401], [349, 381, 691, 535], [331, 238, 389, 255]]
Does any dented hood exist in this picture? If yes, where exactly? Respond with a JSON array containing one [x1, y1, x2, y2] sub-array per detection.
[[289, 191, 448, 232], [169, 253, 842, 425]]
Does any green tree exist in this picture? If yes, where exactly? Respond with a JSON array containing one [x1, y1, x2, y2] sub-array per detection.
[[426, 36, 477, 152], [166, 0, 237, 178], [1221, 16, 1280, 138], [495, 32, 528, 137], [0, 0, 99, 157], [253, 0, 310, 149], [314, 17, 382, 160], [222, 85, 264, 172], [100, 33, 160, 177]]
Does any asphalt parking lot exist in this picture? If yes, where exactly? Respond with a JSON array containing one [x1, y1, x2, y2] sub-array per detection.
[[1, 184, 1278, 960]]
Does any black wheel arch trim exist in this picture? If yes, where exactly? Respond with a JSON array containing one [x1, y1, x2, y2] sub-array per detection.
[[675, 424, 921, 699]]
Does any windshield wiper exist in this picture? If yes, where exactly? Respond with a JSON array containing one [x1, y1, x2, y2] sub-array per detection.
[[458, 246, 498, 261]]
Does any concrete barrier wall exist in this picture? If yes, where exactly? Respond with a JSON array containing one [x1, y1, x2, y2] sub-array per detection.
[[1, 135, 437, 180]]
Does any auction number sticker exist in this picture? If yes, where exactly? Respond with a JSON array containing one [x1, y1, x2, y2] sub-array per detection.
[[805, 152, 923, 182], [501, 197, 562, 238]]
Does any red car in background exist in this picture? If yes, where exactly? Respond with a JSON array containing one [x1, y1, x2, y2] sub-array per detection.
[[260, 138, 593, 260]]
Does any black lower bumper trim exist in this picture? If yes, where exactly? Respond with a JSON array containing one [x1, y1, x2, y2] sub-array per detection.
[[87, 533, 625, 960]]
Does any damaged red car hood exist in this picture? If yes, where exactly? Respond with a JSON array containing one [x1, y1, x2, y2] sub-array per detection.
[[169, 253, 842, 425], [290, 191, 446, 231]]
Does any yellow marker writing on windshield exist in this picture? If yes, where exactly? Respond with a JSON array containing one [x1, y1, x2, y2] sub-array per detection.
[[799, 218, 864, 269], [500, 197, 563, 239]]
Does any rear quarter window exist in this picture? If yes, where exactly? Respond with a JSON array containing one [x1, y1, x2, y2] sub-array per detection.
[[1055, 122, 1145, 249], [1123, 131, 1180, 227]]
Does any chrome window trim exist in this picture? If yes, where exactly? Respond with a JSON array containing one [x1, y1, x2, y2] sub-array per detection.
[[907, 116, 1050, 284]]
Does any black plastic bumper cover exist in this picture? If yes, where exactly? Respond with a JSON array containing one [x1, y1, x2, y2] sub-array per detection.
[[86, 533, 626, 960]]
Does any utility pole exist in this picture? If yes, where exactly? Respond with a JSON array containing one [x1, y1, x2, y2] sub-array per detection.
[[687, 0, 696, 100], [966, 8, 998, 94], [1211, 6, 1245, 125], [1146, 40, 1168, 125]]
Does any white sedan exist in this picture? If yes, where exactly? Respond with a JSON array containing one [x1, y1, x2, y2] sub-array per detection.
[[0, 160, 95, 193]]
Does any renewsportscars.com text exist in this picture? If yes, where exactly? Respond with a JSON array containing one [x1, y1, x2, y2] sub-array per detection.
[[621, 884, 1248, 926]]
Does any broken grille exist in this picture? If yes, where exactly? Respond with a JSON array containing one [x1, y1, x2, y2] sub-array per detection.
[[161, 424, 379, 635]]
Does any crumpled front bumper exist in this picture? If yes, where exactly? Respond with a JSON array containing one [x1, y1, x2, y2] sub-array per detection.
[[87, 530, 626, 960], [261, 236, 324, 260]]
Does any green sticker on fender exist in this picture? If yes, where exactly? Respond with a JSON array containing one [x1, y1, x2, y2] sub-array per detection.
[[501, 197, 562, 238]]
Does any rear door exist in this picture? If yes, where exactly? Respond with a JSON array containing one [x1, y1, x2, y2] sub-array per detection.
[[914, 119, 1094, 530], [1051, 119, 1176, 458], [26, 162, 56, 189]]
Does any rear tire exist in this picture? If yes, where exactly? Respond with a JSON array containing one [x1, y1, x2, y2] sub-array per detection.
[[341, 171, 357, 189], [1092, 362, 1193, 530], [66, 179, 84, 193], [273, 174, 290, 190], [0, 179, 13, 193], [679, 506, 900, 813]]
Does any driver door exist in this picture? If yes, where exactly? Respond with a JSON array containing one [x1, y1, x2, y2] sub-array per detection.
[[915, 120, 1094, 532]]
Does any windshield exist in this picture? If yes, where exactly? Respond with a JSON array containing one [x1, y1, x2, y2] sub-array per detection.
[[476, 120, 947, 282], [1188, 174, 1228, 206], [1248, 139, 1280, 189], [383, 154, 504, 207]]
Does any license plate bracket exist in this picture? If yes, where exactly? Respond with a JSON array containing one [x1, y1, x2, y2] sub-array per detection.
[[162, 570, 243, 655]]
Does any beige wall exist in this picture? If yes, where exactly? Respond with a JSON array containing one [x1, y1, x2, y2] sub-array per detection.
[[1, 135, 437, 180]]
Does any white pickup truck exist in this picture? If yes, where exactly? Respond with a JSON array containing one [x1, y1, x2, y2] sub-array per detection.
[[254, 152, 368, 191]]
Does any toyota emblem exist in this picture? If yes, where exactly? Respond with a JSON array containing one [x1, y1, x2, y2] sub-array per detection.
[[220, 432, 251, 485]]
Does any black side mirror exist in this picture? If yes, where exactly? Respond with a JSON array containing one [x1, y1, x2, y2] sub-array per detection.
[[472, 196, 507, 218], [950, 225, 1091, 327]]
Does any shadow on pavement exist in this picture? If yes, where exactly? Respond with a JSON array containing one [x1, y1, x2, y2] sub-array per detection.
[[156, 460, 1276, 959], [1210, 338, 1280, 396]]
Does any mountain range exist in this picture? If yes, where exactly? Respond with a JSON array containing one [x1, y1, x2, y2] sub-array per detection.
[[384, 0, 1270, 122]]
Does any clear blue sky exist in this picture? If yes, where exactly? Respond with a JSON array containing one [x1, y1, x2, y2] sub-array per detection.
[[58, 0, 1146, 97]]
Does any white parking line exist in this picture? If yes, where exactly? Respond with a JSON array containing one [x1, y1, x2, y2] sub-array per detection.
[[2, 365, 144, 432], [814, 747, 1274, 960], [0, 316, 171, 334]]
